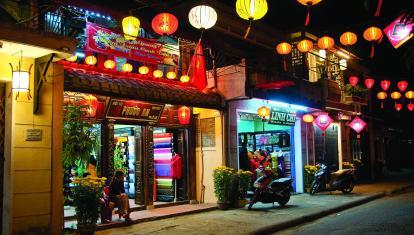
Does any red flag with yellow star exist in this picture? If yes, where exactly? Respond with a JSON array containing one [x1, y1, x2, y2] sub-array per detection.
[[190, 41, 207, 91]]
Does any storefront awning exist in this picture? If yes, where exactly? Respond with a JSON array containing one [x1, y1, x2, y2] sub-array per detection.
[[64, 69, 224, 109]]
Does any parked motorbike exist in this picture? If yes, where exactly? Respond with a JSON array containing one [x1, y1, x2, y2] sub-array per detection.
[[248, 164, 293, 210], [309, 163, 355, 195]]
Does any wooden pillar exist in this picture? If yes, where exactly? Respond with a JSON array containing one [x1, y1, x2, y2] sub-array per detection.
[[188, 117, 197, 201], [143, 126, 154, 207], [101, 120, 115, 181], [134, 127, 145, 205]]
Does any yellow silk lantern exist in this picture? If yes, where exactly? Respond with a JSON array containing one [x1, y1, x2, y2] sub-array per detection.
[[122, 16, 140, 40]]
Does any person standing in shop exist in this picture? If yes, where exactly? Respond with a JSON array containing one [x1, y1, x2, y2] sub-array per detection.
[[109, 170, 131, 221], [87, 155, 97, 177]]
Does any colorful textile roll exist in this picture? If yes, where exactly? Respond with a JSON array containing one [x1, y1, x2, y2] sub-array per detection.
[[154, 137, 172, 144], [154, 153, 173, 160], [154, 148, 172, 155], [155, 164, 171, 177], [154, 142, 172, 149]]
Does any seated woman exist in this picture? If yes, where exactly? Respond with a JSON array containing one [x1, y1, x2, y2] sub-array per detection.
[[109, 170, 131, 220]]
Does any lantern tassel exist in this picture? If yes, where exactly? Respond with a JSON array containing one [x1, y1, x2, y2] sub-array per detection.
[[283, 57, 287, 72], [305, 7, 310, 26], [381, 102, 384, 109], [375, 0, 383, 17], [244, 20, 252, 39], [370, 44, 375, 58]]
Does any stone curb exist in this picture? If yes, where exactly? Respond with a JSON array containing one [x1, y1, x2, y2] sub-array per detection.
[[252, 184, 414, 235]]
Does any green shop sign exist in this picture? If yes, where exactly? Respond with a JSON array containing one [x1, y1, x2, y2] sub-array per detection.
[[268, 109, 297, 126]]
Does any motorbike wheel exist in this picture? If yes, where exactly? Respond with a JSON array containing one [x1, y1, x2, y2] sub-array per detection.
[[310, 181, 320, 195], [341, 180, 355, 194], [278, 191, 291, 206], [247, 200, 255, 210]]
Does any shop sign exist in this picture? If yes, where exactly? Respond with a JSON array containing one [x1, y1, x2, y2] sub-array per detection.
[[384, 15, 413, 49], [106, 99, 164, 123], [268, 109, 296, 126], [25, 129, 42, 141], [87, 23, 170, 64]]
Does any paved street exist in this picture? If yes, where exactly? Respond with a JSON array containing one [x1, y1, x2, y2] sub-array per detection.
[[94, 175, 414, 235], [276, 188, 414, 235]]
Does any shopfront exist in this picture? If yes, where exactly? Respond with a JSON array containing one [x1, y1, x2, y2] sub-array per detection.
[[228, 98, 319, 193]]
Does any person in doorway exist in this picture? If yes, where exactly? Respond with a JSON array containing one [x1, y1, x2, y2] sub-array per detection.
[[109, 170, 131, 220], [87, 155, 97, 177]]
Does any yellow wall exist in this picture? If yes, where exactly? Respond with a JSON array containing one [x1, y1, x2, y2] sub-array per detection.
[[195, 108, 224, 203], [0, 52, 61, 234]]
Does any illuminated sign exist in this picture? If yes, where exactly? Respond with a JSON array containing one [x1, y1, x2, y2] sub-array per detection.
[[106, 99, 164, 123], [384, 15, 413, 49], [268, 109, 297, 126]]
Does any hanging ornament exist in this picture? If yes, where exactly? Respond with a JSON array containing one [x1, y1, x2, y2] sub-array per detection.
[[104, 59, 116, 69], [153, 70, 164, 78], [188, 5, 218, 30], [340, 32, 358, 46], [314, 113, 333, 131], [296, 0, 323, 26], [166, 71, 177, 80], [395, 103, 403, 111], [85, 55, 97, 66], [363, 26, 383, 58], [364, 78, 375, 89], [349, 116, 367, 134], [152, 13, 179, 36], [122, 63, 133, 72], [302, 114, 314, 123], [390, 91, 401, 100], [380, 80, 391, 91], [349, 76, 359, 87], [236, 0, 268, 38], [180, 75, 190, 83], [407, 103, 414, 112], [122, 16, 140, 40], [405, 90, 414, 99], [397, 81, 408, 92], [317, 36, 335, 50], [297, 39, 314, 53], [276, 42, 292, 71], [257, 106, 270, 119], [178, 106, 191, 124], [138, 66, 149, 75], [375, 0, 383, 17], [377, 91, 387, 109]]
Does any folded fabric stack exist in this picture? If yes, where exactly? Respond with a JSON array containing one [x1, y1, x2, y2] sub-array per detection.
[[154, 133, 174, 202]]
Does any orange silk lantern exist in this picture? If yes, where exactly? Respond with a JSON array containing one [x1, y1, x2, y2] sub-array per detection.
[[152, 13, 179, 36], [397, 81, 408, 92], [296, 0, 322, 26], [178, 106, 191, 124], [340, 32, 358, 46], [364, 78, 375, 89], [363, 26, 383, 58], [85, 55, 97, 65], [317, 36, 335, 50], [348, 76, 359, 87], [104, 59, 116, 69], [377, 91, 387, 109], [302, 114, 314, 123], [405, 91, 414, 99], [390, 91, 401, 100], [276, 42, 292, 71], [297, 39, 313, 53]]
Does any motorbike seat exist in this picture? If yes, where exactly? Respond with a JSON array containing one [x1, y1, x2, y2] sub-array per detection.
[[330, 169, 352, 176]]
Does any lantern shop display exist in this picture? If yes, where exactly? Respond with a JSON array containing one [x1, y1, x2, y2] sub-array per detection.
[[340, 32, 358, 46], [296, 0, 323, 26], [348, 76, 359, 87], [363, 26, 383, 58], [122, 16, 140, 40], [297, 39, 313, 53], [236, 0, 268, 38], [364, 78, 375, 89], [178, 106, 191, 124], [380, 80, 391, 91], [276, 42, 292, 71], [317, 36, 335, 50], [257, 106, 270, 119], [152, 13, 179, 36], [397, 81, 408, 92], [188, 5, 217, 30]]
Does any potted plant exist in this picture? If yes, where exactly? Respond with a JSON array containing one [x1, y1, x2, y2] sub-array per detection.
[[72, 176, 106, 235], [236, 170, 253, 208], [303, 165, 318, 193], [213, 166, 234, 209]]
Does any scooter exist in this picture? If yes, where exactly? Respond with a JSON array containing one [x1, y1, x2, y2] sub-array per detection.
[[248, 164, 293, 210], [309, 163, 355, 195]]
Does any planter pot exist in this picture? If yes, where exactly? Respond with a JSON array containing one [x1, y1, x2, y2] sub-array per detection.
[[77, 223, 96, 235], [217, 202, 230, 210], [305, 187, 310, 193], [238, 199, 247, 208]]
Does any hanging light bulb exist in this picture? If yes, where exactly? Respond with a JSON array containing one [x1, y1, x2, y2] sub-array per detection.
[[188, 5, 217, 30], [319, 49, 326, 61]]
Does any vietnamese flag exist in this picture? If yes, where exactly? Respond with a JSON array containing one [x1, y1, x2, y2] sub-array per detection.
[[190, 41, 207, 91]]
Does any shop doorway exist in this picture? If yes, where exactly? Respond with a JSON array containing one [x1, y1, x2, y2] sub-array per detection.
[[0, 83, 5, 232], [315, 124, 340, 170]]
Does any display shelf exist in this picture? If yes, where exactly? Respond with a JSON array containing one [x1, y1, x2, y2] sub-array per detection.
[[154, 132, 174, 202]]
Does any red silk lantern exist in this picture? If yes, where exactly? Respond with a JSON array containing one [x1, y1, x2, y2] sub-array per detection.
[[317, 36, 335, 50], [408, 103, 414, 111], [178, 106, 191, 124], [363, 26, 383, 58], [364, 78, 375, 89], [397, 81, 408, 92], [380, 80, 391, 91], [340, 32, 358, 46], [348, 76, 359, 87], [395, 103, 402, 111], [276, 42, 292, 71], [152, 13, 179, 35]]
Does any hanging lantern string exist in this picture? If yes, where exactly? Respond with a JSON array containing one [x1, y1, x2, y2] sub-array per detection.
[[305, 5, 311, 26], [375, 0, 383, 17], [244, 19, 253, 39]]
